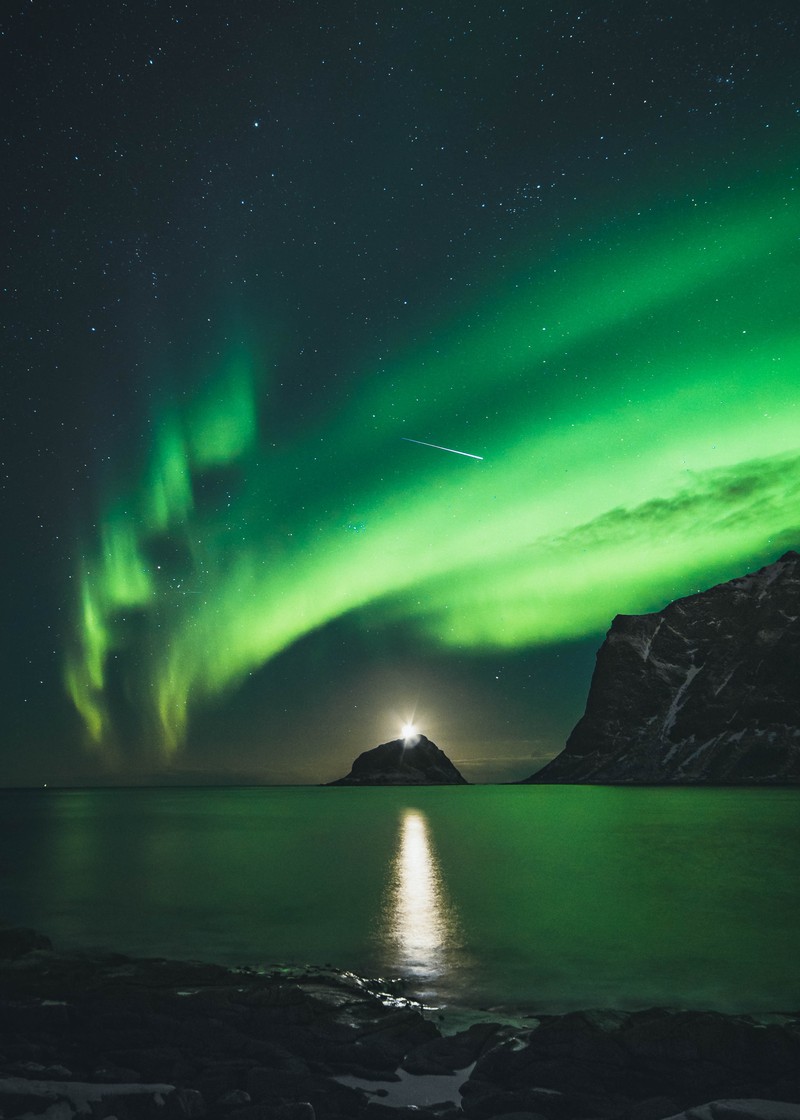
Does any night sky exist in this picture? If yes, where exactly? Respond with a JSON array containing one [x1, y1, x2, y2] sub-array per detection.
[[3, 1, 799, 786]]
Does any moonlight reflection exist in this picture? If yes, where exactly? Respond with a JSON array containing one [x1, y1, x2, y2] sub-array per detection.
[[380, 808, 460, 993]]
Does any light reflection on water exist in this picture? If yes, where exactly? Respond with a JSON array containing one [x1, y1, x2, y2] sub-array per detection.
[[2, 787, 799, 1013], [378, 808, 462, 997]]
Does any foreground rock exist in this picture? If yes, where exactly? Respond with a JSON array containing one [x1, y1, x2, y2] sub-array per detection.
[[0, 1075, 202, 1119], [527, 551, 800, 784], [328, 735, 468, 786], [2, 926, 800, 1118], [461, 1008, 800, 1119], [0, 927, 439, 1119], [662, 1103, 800, 1120]]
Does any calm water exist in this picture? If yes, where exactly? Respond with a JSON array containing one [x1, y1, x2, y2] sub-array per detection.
[[1, 785, 798, 1013]]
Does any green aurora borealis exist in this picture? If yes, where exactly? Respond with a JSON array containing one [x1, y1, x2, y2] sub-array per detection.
[[65, 177, 800, 760], [6, 1, 800, 783]]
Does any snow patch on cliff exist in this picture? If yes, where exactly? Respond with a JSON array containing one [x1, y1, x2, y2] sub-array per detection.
[[662, 663, 702, 736]]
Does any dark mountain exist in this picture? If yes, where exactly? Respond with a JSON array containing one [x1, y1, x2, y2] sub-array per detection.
[[525, 551, 800, 784], [328, 735, 468, 786]]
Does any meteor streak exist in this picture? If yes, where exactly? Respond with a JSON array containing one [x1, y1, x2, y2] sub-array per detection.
[[401, 437, 484, 461]]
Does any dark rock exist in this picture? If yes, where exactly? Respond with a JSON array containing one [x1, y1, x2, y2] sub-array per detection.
[[401, 1022, 502, 1074], [464, 1009, 800, 1117], [108, 1045, 187, 1081], [174, 1086, 207, 1116], [6, 1061, 50, 1078], [246, 1064, 311, 1102], [0, 996, 69, 1033], [217, 1088, 253, 1110], [658, 1105, 800, 1120], [195, 1059, 255, 1100], [227, 1106, 274, 1120], [0, 926, 52, 959], [460, 1079, 579, 1120], [0, 1079, 56, 1117], [363, 1105, 439, 1120], [93, 1064, 145, 1083], [627, 1097, 683, 1120], [5, 925, 800, 1120], [229, 1103, 314, 1120], [279, 1105, 315, 1120], [327, 734, 468, 785], [488, 1113, 548, 1120], [252, 1044, 309, 1077], [0, 1076, 205, 1119], [175, 1014, 251, 1055], [526, 551, 800, 784], [40, 1063, 73, 1079]]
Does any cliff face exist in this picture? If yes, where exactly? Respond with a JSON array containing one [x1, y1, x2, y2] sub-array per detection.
[[328, 735, 468, 786], [527, 551, 800, 784]]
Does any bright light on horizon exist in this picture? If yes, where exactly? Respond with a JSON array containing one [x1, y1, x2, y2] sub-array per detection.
[[401, 721, 418, 741]]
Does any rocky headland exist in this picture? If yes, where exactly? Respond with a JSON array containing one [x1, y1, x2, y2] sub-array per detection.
[[328, 735, 468, 786], [1, 926, 800, 1120], [527, 552, 800, 784]]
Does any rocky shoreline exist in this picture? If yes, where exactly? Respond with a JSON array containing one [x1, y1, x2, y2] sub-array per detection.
[[1, 926, 799, 1120]]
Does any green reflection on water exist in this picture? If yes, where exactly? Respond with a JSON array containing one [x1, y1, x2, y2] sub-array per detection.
[[0, 786, 797, 1012]]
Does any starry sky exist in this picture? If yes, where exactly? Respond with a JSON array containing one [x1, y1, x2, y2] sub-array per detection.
[[3, 1, 799, 786]]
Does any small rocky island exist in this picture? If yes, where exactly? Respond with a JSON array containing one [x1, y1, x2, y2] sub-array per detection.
[[328, 734, 468, 786], [527, 551, 800, 784]]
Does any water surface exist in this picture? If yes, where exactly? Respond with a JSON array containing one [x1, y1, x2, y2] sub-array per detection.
[[1, 785, 797, 1012]]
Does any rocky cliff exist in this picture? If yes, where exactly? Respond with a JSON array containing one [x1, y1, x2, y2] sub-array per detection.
[[328, 734, 468, 785], [526, 551, 800, 784]]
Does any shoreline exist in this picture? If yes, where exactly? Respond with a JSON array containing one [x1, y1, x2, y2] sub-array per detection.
[[1, 927, 799, 1120]]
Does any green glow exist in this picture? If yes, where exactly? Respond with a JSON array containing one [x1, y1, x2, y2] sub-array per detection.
[[64, 179, 800, 754], [144, 414, 194, 530], [187, 357, 257, 468], [65, 575, 112, 745], [101, 509, 153, 607]]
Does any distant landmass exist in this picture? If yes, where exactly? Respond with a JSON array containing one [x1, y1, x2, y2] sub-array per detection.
[[525, 551, 800, 785], [328, 734, 469, 785]]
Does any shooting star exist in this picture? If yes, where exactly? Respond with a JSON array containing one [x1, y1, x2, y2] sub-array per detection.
[[401, 437, 483, 461]]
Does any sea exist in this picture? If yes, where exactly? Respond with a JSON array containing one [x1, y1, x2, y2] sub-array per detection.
[[1, 785, 798, 1014]]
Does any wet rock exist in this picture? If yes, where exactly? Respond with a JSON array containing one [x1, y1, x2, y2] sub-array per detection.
[[174, 1015, 251, 1056], [0, 997, 71, 1037], [108, 1046, 187, 1082], [217, 1088, 252, 1111], [402, 1022, 501, 1074], [194, 1058, 255, 1100], [227, 1106, 273, 1120], [93, 1064, 144, 1083], [39, 1063, 73, 1079], [465, 1009, 800, 1118], [5, 927, 800, 1120], [246, 1064, 311, 1102], [661, 1103, 800, 1120], [229, 1104, 316, 1120], [278, 1106, 315, 1120], [362, 1104, 440, 1120], [488, 1113, 548, 1120], [0, 1078, 56, 1118], [482, 1085, 579, 1120], [628, 1098, 684, 1120], [0, 1076, 204, 1118]]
